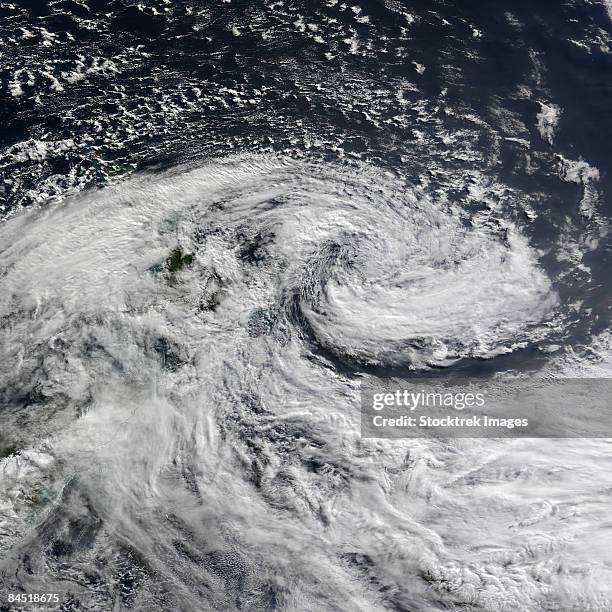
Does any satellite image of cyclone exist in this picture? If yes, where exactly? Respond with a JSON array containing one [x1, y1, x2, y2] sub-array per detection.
[[1, 0, 612, 610]]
